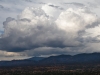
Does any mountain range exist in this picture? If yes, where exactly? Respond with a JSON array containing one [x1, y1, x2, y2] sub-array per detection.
[[0, 53, 100, 66]]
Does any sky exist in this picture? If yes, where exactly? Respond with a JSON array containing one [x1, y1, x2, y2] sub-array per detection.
[[0, 0, 100, 60]]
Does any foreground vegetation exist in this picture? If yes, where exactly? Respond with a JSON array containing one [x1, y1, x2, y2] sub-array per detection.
[[0, 64, 100, 75], [0, 70, 100, 75]]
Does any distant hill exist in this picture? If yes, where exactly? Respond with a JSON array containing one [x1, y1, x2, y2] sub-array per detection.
[[0, 53, 100, 66], [40, 53, 100, 65]]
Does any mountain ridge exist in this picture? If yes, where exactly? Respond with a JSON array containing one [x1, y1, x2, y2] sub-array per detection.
[[0, 52, 100, 66]]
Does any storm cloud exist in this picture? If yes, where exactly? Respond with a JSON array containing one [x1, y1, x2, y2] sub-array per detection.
[[0, 6, 99, 53]]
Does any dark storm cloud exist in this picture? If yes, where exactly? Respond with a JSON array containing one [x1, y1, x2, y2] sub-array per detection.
[[0, 22, 80, 52]]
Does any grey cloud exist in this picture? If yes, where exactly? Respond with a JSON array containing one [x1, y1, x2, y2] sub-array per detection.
[[48, 4, 64, 10], [85, 21, 99, 28], [64, 2, 85, 7]]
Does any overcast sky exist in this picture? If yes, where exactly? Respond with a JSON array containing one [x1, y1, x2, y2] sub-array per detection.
[[0, 0, 100, 60]]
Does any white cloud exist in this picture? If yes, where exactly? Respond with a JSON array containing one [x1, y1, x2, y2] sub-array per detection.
[[56, 8, 97, 31], [42, 3, 63, 19]]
